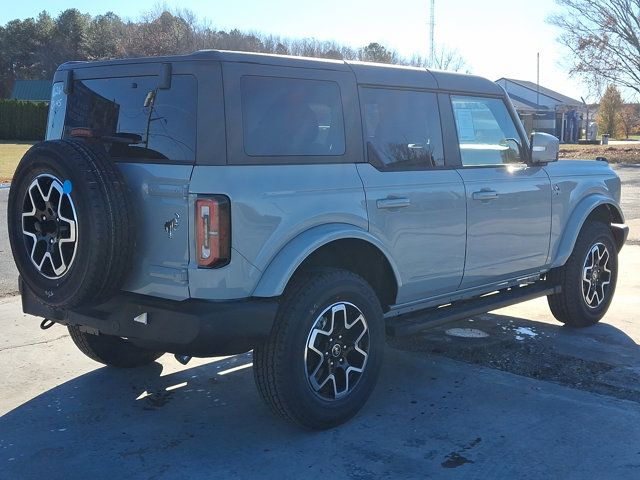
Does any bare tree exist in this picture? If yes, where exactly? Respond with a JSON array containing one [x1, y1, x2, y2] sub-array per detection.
[[549, 0, 640, 96], [408, 45, 470, 72]]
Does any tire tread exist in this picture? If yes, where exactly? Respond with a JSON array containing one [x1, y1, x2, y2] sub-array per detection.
[[253, 269, 383, 429], [7, 139, 134, 307], [547, 221, 617, 327]]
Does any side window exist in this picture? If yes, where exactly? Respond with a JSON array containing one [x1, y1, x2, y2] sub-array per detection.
[[451, 95, 523, 167], [360, 88, 444, 170], [241, 76, 345, 156], [63, 75, 197, 162]]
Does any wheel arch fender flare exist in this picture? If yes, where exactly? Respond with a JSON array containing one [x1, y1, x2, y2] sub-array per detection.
[[550, 194, 625, 269], [252, 223, 402, 298]]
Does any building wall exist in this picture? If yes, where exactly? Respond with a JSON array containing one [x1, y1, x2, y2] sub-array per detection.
[[517, 110, 556, 137], [498, 80, 583, 143]]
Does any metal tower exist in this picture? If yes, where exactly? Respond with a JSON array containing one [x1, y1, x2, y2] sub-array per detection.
[[429, 0, 435, 67]]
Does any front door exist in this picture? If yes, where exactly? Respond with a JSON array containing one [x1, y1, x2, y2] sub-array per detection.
[[450, 95, 552, 289]]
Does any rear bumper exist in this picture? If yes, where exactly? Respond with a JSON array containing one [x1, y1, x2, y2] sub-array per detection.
[[20, 278, 279, 356]]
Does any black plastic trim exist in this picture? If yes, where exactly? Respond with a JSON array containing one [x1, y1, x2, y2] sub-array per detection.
[[386, 282, 560, 337], [20, 277, 278, 356], [63, 70, 73, 94]]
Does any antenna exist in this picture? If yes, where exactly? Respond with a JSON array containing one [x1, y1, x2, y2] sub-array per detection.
[[536, 52, 540, 131], [429, 0, 435, 68]]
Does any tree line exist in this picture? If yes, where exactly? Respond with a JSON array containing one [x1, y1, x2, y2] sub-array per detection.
[[0, 7, 468, 98]]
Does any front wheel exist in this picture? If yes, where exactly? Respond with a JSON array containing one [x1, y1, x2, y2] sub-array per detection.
[[253, 269, 384, 430], [547, 221, 618, 327]]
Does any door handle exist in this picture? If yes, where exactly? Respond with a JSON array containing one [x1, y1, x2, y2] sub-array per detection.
[[376, 197, 411, 209], [472, 190, 499, 201]]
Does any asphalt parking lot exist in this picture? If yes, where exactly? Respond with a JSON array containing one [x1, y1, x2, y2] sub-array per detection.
[[1, 164, 640, 479]]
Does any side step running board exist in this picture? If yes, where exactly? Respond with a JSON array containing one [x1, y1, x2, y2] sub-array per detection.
[[386, 283, 561, 337]]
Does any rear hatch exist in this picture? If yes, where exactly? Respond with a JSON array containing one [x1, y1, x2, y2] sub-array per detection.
[[47, 70, 197, 300]]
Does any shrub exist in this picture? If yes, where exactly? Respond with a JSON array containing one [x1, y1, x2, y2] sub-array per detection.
[[0, 100, 48, 140]]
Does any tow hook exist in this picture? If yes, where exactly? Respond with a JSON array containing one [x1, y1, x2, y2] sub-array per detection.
[[174, 354, 192, 365], [40, 319, 55, 330]]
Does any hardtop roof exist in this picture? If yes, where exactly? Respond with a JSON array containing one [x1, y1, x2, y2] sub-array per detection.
[[58, 49, 504, 96]]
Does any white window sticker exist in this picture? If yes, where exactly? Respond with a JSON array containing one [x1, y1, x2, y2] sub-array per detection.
[[455, 109, 476, 142]]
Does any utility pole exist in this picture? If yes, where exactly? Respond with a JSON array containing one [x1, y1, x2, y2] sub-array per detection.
[[581, 96, 589, 141], [429, 0, 435, 68]]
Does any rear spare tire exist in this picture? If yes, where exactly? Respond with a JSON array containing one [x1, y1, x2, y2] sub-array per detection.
[[7, 139, 134, 308]]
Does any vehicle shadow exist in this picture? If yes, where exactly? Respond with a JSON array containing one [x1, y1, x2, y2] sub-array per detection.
[[3, 314, 640, 479], [2, 347, 479, 479]]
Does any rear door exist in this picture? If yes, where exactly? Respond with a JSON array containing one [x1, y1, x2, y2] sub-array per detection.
[[449, 95, 552, 288], [356, 87, 466, 304], [48, 64, 204, 300]]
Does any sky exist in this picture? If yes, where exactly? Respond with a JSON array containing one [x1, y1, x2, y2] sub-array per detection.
[[0, 0, 599, 102]]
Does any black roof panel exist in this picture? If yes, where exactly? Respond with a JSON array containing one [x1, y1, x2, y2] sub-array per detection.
[[432, 70, 504, 96], [59, 49, 505, 95], [346, 61, 438, 89], [59, 49, 350, 71]]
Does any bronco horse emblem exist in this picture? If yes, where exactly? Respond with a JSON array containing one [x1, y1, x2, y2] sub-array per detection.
[[164, 213, 180, 239]]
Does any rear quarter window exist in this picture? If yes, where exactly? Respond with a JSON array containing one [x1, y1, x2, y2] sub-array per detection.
[[47, 82, 66, 140], [240, 76, 346, 157]]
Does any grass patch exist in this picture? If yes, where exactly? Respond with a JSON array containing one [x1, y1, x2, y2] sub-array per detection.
[[559, 143, 640, 164], [0, 141, 33, 182]]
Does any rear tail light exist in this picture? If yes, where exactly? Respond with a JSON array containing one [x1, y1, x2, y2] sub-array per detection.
[[195, 196, 230, 268]]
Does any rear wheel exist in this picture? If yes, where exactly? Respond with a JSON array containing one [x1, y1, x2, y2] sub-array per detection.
[[253, 269, 384, 430], [547, 221, 618, 327], [68, 326, 163, 368]]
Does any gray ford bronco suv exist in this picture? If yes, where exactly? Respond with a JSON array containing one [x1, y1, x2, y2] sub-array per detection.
[[8, 50, 628, 429]]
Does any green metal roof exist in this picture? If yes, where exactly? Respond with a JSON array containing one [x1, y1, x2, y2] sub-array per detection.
[[10, 80, 52, 102]]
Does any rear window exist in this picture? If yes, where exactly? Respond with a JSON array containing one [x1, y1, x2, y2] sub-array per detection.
[[241, 76, 345, 157], [57, 75, 196, 162]]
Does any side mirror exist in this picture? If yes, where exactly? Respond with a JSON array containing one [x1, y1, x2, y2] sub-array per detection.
[[530, 132, 559, 164]]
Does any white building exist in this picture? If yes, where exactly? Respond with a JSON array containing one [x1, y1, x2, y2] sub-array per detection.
[[495, 78, 585, 143]]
